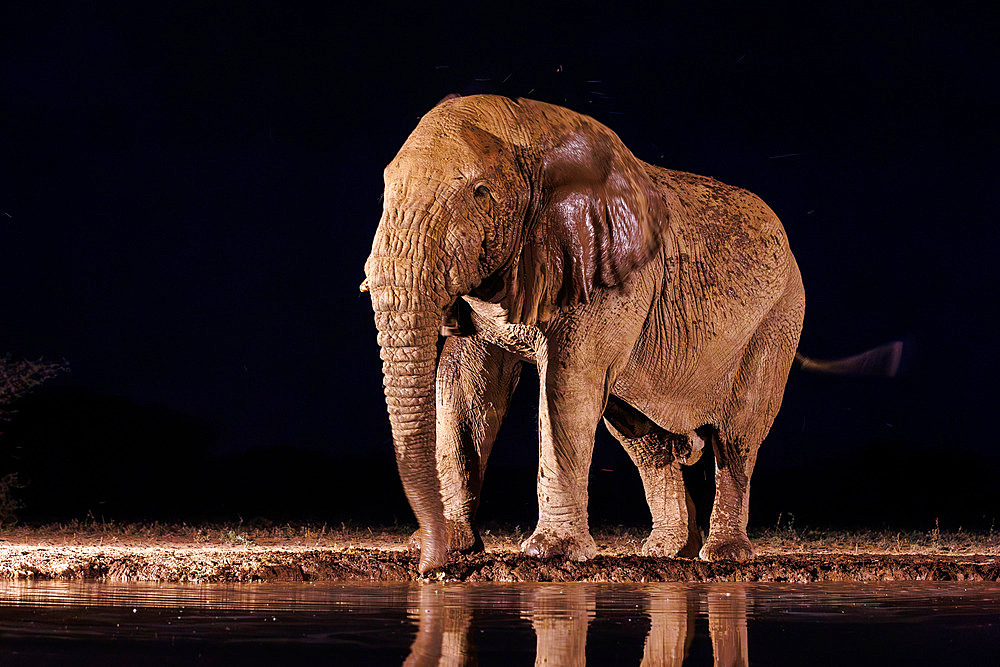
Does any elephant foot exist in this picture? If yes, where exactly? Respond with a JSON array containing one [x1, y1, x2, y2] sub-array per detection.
[[699, 534, 754, 562], [641, 528, 701, 559], [521, 527, 597, 561], [409, 520, 483, 555]]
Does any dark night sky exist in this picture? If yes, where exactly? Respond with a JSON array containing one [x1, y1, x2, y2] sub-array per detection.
[[1, 2, 997, 527]]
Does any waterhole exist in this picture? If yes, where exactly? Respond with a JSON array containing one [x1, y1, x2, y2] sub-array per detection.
[[1, 581, 998, 664]]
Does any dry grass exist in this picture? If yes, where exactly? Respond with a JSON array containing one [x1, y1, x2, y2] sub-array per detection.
[[0, 519, 411, 550], [480, 523, 1000, 557], [1, 520, 996, 556], [750, 526, 1000, 556]]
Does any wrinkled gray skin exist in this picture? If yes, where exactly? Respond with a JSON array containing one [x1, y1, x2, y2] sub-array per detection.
[[364, 95, 805, 573]]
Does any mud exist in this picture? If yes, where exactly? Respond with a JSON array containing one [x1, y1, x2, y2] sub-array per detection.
[[1, 544, 997, 584]]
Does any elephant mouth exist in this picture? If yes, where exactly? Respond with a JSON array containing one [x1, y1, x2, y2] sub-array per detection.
[[440, 297, 476, 337]]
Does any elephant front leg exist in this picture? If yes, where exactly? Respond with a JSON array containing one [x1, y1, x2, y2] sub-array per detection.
[[521, 364, 604, 561], [409, 336, 522, 555]]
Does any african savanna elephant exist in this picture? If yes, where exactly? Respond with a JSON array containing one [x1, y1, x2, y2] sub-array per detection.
[[364, 94, 844, 573]]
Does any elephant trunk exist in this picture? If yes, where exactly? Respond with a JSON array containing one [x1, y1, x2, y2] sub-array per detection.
[[368, 220, 451, 574]]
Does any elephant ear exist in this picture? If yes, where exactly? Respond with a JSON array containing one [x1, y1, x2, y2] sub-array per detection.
[[500, 100, 667, 325], [435, 92, 461, 106]]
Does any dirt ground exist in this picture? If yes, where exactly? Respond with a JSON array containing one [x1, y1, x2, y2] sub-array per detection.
[[1, 523, 997, 583]]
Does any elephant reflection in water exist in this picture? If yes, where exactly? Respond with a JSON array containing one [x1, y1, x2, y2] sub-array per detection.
[[642, 586, 749, 667], [404, 586, 477, 666], [524, 586, 597, 666], [403, 584, 748, 666]]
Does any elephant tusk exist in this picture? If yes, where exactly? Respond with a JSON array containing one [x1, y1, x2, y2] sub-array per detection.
[[359, 277, 370, 293]]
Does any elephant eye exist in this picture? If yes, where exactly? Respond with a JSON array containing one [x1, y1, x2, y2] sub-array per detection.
[[473, 183, 493, 202]]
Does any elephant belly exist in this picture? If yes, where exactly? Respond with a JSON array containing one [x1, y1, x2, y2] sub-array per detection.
[[613, 379, 717, 436], [613, 317, 752, 434]]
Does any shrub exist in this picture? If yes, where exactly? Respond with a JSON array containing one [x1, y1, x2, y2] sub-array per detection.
[[0, 356, 68, 430], [0, 355, 68, 523]]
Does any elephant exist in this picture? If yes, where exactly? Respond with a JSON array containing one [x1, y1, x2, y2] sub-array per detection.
[[363, 94, 888, 574], [403, 583, 750, 666]]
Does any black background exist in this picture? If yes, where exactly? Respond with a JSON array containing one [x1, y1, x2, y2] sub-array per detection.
[[1, 1, 997, 531]]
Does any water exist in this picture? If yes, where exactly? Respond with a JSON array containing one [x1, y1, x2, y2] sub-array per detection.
[[1, 581, 998, 665]]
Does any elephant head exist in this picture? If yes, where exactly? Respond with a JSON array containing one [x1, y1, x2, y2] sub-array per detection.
[[363, 95, 667, 572]]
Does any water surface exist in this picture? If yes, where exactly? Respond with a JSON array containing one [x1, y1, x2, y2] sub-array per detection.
[[1, 581, 998, 664]]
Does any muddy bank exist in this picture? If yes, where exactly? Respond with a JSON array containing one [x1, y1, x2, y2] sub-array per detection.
[[2, 525, 997, 583], [1, 545, 997, 583]]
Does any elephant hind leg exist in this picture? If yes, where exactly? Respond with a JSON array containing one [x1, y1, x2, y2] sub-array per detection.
[[702, 287, 803, 562], [698, 425, 755, 561], [604, 399, 701, 558]]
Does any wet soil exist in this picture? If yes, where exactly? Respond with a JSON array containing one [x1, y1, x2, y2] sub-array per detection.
[[1, 527, 997, 583]]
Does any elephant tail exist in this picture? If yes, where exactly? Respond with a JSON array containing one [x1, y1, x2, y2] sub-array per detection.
[[793, 340, 903, 377]]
